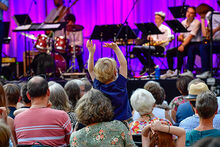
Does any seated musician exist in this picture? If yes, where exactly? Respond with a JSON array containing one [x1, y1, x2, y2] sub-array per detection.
[[65, 13, 84, 72], [162, 6, 202, 79], [133, 11, 171, 75], [196, 3, 220, 79]]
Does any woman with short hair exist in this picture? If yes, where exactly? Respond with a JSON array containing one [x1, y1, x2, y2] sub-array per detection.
[[70, 89, 136, 147]]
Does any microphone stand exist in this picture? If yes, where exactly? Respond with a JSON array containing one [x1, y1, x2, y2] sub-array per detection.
[[24, 0, 37, 76], [115, 0, 138, 77]]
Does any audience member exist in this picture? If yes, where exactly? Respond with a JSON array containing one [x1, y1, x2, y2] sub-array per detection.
[[64, 80, 81, 110], [179, 84, 220, 132], [175, 79, 205, 125], [129, 89, 171, 135], [81, 78, 92, 92], [142, 120, 186, 147], [133, 81, 172, 122], [70, 89, 136, 146], [185, 91, 220, 146], [3, 84, 20, 119], [20, 83, 31, 108], [49, 83, 77, 126], [87, 40, 132, 122], [0, 84, 16, 146], [169, 76, 194, 123], [14, 76, 72, 146], [0, 120, 12, 147], [193, 137, 220, 147]]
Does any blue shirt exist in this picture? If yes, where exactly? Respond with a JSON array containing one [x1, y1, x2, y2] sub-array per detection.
[[0, 0, 8, 20], [8, 106, 16, 119], [175, 101, 194, 126], [186, 129, 220, 146], [179, 114, 220, 133], [93, 74, 132, 121]]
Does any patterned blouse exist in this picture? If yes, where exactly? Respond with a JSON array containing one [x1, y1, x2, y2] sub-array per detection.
[[70, 120, 136, 147], [129, 116, 172, 135], [169, 95, 187, 111]]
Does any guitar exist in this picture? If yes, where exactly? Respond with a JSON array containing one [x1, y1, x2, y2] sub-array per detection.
[[53, 0, 79, 23]]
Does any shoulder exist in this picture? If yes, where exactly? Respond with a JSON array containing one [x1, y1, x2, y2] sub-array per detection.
[[181, 19, 187, 24], [193, 19, 201, 25], [179, 115, 198, 126], [161, 24, 170, 30]]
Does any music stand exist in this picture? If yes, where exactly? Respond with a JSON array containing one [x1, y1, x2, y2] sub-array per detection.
[[168, 5, 189, 18], [13, 14, 32, 26], [135, 23, 163, 76]]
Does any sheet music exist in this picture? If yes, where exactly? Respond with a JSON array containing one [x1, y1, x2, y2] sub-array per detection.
[[15, 25, 31, 31], [41, 24, 61, 29]]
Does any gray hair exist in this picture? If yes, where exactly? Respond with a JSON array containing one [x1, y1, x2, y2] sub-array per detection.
[[130, 88, 156, 115], [81, 78, 92, 92], [196, 91, 218, 119], [49, 83, 71, 112]]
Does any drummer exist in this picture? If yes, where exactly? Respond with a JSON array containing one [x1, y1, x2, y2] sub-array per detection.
[[64, 13, 84, 72]]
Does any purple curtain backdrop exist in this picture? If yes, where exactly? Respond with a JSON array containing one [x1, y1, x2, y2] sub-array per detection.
[[2, 0, 220, 72]]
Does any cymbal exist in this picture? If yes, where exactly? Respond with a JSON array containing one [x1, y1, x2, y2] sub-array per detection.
[[66, 24, 84, 32]]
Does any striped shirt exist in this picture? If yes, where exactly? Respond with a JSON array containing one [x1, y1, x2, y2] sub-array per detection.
[[14, 108, 72, 146]]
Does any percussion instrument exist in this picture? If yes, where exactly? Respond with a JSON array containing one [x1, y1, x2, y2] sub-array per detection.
[[51, 53, 67, 74], [54, 36, 67, 53], [69, 45, 82, 56], [35, 34, 50, 52], [66, 24, 84, 32]]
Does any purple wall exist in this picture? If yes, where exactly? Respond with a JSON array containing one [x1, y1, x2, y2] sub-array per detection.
[[3, 0, 220, 72]]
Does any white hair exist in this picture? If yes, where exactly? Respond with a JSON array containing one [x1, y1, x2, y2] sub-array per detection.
[[130, 89, 156, 115]]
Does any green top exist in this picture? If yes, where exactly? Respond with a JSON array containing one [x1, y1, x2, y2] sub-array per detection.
[[70, 120, 136, 147], [186, 129, 220, 146]]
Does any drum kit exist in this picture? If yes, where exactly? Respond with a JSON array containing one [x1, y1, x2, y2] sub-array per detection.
[[33, 24, 84, 75]]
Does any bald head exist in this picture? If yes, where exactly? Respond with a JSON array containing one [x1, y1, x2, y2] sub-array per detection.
[[27, 76, 48, 98]]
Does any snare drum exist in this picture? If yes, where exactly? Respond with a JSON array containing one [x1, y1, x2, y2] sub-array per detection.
[[35, 34, 49, 52], [69, 45, 82, 56], [54, 36, 67, 53]]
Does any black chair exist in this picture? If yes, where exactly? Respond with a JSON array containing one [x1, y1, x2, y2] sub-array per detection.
[[132, 134, 142, 147]]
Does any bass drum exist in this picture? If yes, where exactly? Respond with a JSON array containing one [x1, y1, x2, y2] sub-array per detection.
[[51, 53, 67, 74]]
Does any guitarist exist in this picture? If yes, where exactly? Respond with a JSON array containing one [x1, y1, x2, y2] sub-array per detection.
[[45, 0, 71, 37], [132, 11, 172, 75]]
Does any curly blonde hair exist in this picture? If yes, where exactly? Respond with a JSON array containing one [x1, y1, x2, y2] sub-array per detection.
[[75, 89, 114, 125], [94, 57, 117, 83]]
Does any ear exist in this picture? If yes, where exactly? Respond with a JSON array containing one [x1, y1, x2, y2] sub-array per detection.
[[26, 92, 31, 100], [47, 89, 50, 97], [195, 108, 198, 114]]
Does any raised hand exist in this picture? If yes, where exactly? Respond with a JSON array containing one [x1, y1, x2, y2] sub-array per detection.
[[103, 42, 118, 50], [86, 40, 96, 54]]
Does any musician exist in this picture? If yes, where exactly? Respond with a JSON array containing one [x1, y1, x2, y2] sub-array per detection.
[[132, 11, 171, 75], [161, 6, 202, 78], [0, 0, 8, 74], [45, 0, 70, 37], [196, 3, 219, 79], [64, 13, 84, 72]]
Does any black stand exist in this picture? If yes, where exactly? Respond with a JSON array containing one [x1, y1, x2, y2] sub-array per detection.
[[209, 11, 220, 77], [165, 20, 188, 75], [135, 23, 163, 76]]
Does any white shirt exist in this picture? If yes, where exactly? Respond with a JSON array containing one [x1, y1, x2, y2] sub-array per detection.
[[181, 18, 202, 42], [206, 11, 220, 40], [132, 107, 166, 121], [66, 31, 83, 46], [150, 24, 172, 48], [45, 6, 69, 37]]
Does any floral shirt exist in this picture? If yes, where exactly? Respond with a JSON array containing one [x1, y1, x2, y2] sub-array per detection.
[[169, 95, 187, 111], [70, 120, 136, 147], [129, 116, 172, 135]]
